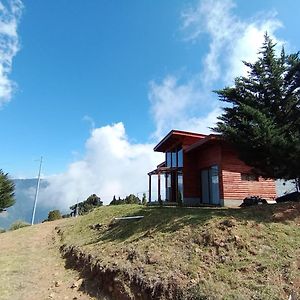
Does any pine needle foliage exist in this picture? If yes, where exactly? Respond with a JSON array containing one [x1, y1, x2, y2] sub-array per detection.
[[214, 34, 300, 182], [0, 170, 15, 212]]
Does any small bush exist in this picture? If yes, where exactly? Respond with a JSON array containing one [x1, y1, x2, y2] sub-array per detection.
[[47, 209, 62, 221], [10, 220, 30, 231], [0, 228, 5, 233]]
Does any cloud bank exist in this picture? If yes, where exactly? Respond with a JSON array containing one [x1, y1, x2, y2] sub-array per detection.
[[0, 0, 23, 106], [39, 123, 163, 207], [39, 0, 285, 209]]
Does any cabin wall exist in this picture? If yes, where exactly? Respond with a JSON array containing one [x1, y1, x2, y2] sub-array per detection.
[[221, 145, 276, 205], [183, 144, 223, 203], [183, 152, 199, 199]]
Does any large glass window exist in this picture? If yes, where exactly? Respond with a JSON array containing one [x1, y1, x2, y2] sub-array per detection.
[[165, 173, 172, 201], [177, 172, 183, 202], [177, 148, 183, 167], [171, 151, 177, 167], [166, 152, 172, 167]]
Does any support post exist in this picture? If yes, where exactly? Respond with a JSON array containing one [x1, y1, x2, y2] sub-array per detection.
[[148, 174, 152, 203], [158, 172, 161, 204]]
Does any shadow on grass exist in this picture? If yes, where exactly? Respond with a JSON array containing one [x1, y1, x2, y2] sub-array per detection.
[[97, 203, 285, 243]]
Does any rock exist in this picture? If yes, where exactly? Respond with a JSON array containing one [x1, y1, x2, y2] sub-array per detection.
[[234, 235, 240, 242], [89, 223, 103, 230], [249, 249, 258, 255], [219, 255, 226, 263], [219, 241, 225, 247], [195, 247, 201, 253], [71, 278, 83, 289], [54, 281, 61, 287], [220, 219, 236, 228]]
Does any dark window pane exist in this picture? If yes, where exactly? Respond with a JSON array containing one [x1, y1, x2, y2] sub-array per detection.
[[166, 152, 172, 167], [177, 173, 183, 202], [172, 151, 177, 167], [177, 148, 183, 167], [166, 173, 172, 201], [241, 173, 259, 181]]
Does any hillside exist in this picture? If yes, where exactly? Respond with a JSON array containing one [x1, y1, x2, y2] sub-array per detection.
[[0, 219, 97, 300], [57, 203, 300, 300], [1, 203, 299, 299]]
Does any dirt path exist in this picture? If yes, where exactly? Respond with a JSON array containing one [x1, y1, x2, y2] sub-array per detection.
[[0, 220, 98, 300]]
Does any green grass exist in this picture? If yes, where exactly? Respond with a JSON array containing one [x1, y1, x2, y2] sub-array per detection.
[[59, 203, 300, 299]]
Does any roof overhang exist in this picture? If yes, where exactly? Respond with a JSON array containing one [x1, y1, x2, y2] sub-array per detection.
[[185, 134, 222, 153], [154, 130, 206, 152], [148, 166, 183, 176]]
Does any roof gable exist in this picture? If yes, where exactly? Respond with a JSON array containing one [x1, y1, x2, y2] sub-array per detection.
[[154, 130, 207, 152]]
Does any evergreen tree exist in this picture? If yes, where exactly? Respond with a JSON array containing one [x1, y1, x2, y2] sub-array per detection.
[[110, 195, 117, 205], [142, 193, 147, 205], [214, 34, 300, 183], [47, 209, 62, 221], [0, 170, 15, 212]]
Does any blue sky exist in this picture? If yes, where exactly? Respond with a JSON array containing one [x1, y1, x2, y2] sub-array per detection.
[[0, 0, 299, 206]]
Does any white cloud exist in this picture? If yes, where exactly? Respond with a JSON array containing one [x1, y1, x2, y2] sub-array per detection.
[[0, 0, 23, 106], [149, 75, 219, 139], [181, 0, 284, 84], [39, 123, 163, 208], [149, 0, 284, 139]]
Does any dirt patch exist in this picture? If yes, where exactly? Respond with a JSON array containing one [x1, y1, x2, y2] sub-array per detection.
[[0, 220, 97, 300], [272, 202, 300, 224]]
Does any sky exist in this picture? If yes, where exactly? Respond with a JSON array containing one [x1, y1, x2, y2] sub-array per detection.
[[0, 0, 299, 207]]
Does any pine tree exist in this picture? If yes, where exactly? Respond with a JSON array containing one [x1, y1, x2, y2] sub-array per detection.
[[214, 34, 300, 182], [142, 193, 147, 205], [0, 170, 15, 212], [110, 195, 117, 205]]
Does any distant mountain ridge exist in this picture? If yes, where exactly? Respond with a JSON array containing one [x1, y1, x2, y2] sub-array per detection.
[[0, 179, 50, 229]]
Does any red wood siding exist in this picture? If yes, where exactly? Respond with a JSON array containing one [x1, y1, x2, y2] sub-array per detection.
[[221, 144, 276, 200], [183, 142, 276, 201], [183, 144, 222, 198], [183, 152, 199, 198]]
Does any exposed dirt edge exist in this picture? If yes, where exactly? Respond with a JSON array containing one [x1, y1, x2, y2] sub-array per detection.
[[60, 244, 186, 300]]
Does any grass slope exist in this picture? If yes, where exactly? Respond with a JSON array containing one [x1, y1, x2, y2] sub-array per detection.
[[58, 203, 300, 299]]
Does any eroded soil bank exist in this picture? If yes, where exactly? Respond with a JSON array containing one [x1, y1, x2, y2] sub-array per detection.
[[61, 244, 185, 300]]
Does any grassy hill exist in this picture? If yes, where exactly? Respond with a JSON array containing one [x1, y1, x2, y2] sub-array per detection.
[[57, 203, 300, 300]]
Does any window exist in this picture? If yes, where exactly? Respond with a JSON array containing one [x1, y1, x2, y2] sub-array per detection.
[[171, 151, 177, 167], [166, 147, 183, 168], [177, 148, 183, 167], [241, 173, 259, 181], [166, 152, 172, 167]]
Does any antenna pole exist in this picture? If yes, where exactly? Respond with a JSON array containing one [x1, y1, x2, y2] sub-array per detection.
[[31, 156, 43, 225]]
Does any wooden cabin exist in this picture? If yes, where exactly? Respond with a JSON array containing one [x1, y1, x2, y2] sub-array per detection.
[[148, 130, 276, 206]]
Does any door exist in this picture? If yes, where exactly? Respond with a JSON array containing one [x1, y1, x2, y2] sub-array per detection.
[[201, 165, 220, 205], [209, 165, 220, 205], [201, 169, 210, 204]]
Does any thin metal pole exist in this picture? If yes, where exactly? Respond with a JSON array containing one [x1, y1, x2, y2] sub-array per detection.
[[31, 156, 43, 225]]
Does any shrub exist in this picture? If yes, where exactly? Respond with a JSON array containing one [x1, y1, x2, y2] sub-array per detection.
[[47, 209, 62, 221], [0, 228, 5, 233], [10, 220, 30, 231]]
